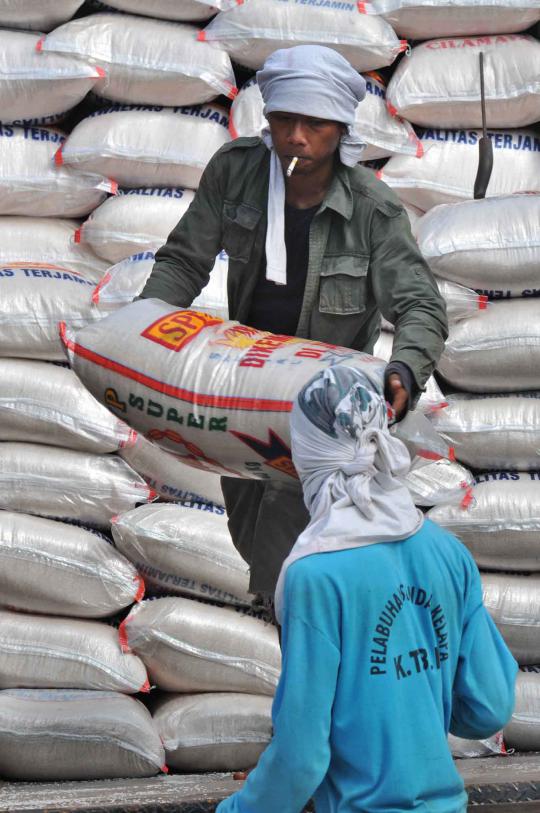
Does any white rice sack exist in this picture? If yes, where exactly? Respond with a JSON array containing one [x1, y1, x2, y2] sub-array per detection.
[[402, 201, 423, 227], [105, 0, 218, 22], [429, 474, 540, 573], [449, 732, 505, 758], [404, 457, 474, 507], [437, 299, 540, 393], [482, 573, 540, 665], [0, 126, 114, 218], [0, 511, 144, 618], [505, 669, 540, 751], [93, 249, 229, 319], [0, 265, 101, 361], [40, 14, 237, 107], [0, 1, 85, 32], [58, 104, 231, 189], [0, 443, 155, 527], [200, 0, 405, 72], [121, 596, 281, 694], [119, 433, 224, 506], [0, 689, 165, 780], [414, 195, 540, 299], [0, 30, 102, 126], [0, 217, 108, 282], [76, 188, 195, 264], [230, 73, 422, 160], [429, 394, 540, 471], [0, 610, 148, 693], [387, 35, 540, 130], [0, 359, 135, 453], [63, 299, 386, 480], [378, 129, 540, 211], [112, 503, 249, 606], [153, 692, 272, 772], [360, 0, 540, 39]]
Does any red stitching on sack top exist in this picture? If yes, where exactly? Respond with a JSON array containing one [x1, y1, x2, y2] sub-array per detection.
[[375, 169, 383, 180], [91, 271, 111, 304], [140, 678, 151, 693], [54, 147, 64, 166], [74, 228, 82, 244], [118, 619, 131, 653], [229, 113, 238, 140], [399, 40, 409, 52], [415, 138, 424, 158], [227, 84, 239, 100], [461, 488, 474, 509], [449, 447, 456, 462], [96, 66, 106, 78], [134, 575, 145, 603], [36, 36, 45, 52], [59, 321, 67, 345], [161, 764, 169, 774], [110, 180, 119, 194], [387, 100, 398, 118], [197, 30, 206, 41], [479, 295, 489, 309], [357, 1, 368, 12]]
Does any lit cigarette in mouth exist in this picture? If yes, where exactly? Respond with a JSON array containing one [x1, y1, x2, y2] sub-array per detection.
[[286, 156, 298, 177]]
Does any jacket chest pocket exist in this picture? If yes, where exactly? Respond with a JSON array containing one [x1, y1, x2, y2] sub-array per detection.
[[319, 254, 369, 315], [222, 201, 262, 263]]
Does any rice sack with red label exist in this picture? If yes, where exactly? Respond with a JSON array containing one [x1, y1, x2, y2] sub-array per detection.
[[62, 299, 386, 481]]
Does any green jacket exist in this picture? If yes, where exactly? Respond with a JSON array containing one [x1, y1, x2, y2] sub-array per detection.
[[141, 137, 448, 394]]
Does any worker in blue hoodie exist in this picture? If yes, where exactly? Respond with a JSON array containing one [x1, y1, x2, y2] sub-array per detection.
[[217, 365, 517, 813]]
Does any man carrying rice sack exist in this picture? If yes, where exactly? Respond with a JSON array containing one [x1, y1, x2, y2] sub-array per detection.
[[139, 45, 448, 612], [217, 367, 517, 813]]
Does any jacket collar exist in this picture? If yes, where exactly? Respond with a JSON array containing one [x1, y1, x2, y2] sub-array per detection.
[[320, 162, 354, 221]]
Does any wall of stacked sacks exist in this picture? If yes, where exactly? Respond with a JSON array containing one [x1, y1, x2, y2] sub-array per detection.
[[0, 0, 539, 781]]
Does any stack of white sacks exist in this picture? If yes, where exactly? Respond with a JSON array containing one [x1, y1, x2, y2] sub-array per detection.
[[1, 0, 540, 783]]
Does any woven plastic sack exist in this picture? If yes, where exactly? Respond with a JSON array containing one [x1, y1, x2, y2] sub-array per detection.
[[57, 104, 231, 189], [378, 129, 540, 211], [0, 1, 84, 31], [229, 73, 422, 160], [0, 442, 155, 527], [0, 29, 102, 126], [105, 0, 219, 22], [414, 195, 540, 299], [0, 265, 103, 362], [449, 732, 505, 758], [359, 1, 540, 39], [505, 669, 540, 751], [437, 299, 540, 392], [0, 511, 143, 618], [0, 610, 148, 693], [120, 596, 281, 694], [119, 433, 224, 505], [112, 503, 250, 606], [429, 394, 540, 471], [76, 188, 195, 264], [0, 217, 108, 282], [0, 359, 136, 453], [153, 692, 272, 771], [482, 573, 540, 665], [92, 250, 229, 319], [200, 0, 406, 72], [0, 126, 114, 218], [404, 457, 473, 507], [429, 474, 540, 573], [62, 299, 386, 480], [387, 35, 540, 129], [0, 689, 165, 780], [39, 14, 237, 107]]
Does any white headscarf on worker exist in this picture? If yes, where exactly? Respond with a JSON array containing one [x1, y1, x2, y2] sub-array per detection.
[[274, 366, 424, 623], [256, 45, 367, 286]]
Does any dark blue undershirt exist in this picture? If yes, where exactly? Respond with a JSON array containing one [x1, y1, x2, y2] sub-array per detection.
[[246, 202, 319, 336]]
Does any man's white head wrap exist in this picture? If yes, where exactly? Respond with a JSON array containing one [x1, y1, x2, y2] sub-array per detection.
[[274, 366, 423, 623], [256, 46, 367, 285]]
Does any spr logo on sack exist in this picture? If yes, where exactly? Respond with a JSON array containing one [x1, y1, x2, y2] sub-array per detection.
[[141, 311, 222, 352]]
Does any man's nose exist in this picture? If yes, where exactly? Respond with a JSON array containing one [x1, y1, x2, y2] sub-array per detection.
[[287, 121, 308, 145]]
